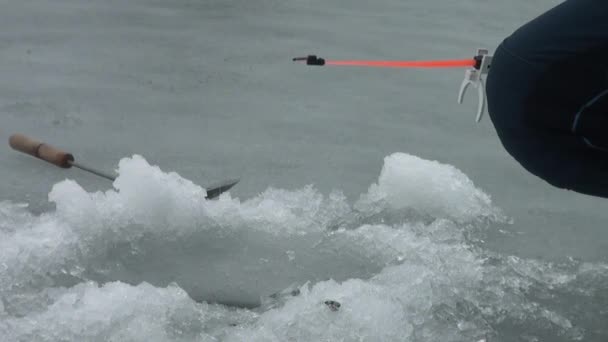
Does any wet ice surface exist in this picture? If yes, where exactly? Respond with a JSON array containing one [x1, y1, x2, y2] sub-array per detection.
[[1, 0, 607, 340], [1, 154, 607, 341]]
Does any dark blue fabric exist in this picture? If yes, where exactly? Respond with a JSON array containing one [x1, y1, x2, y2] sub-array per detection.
[[486, 0, 608, 197]]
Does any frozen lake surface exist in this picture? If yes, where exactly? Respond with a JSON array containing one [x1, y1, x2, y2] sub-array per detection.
[[1, 0, 607, 341]]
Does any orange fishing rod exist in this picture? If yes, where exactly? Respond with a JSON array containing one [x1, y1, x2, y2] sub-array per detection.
[[293, 55, 480, 69], [292, 49, 494, 122]]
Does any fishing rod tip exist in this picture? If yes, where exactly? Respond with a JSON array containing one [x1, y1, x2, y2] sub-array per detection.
[[292, 55, 325, 66]]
